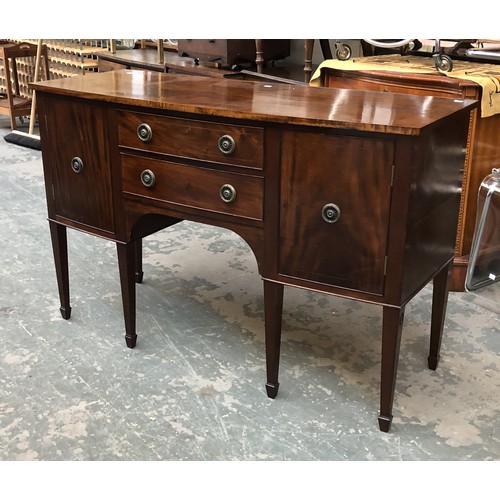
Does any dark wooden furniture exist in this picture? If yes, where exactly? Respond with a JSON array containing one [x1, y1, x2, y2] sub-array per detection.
[[97, 42, 318, 84], [0, 41, 49, 130], [31, 71, 475, 432], [178, 39, 290, 68], [316, 56, 500, 291]]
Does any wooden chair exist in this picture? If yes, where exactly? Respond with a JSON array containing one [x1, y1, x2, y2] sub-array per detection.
[[0, 41, 50, 130]]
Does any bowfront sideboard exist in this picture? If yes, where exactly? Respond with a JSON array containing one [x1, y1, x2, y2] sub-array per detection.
[[32, 70, 476, 432]]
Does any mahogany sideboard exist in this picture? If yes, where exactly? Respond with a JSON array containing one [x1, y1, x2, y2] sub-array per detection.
[[31, 70, 476, 432], [315, 56, 500, 291]]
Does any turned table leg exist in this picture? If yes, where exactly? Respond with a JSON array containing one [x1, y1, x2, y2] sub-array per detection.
[[117, 241, 137, 348], [255, 39, 264, 73], [304, 40, 314, 83], [49, 221, 71, 320], [379, 305, 405, 432], [264, 279, 284, 398], [428, 262, 452, 370]]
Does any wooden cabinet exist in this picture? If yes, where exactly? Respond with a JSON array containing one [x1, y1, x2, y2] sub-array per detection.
[[317, 58, 500, 291], [33, 71, 475, 432]]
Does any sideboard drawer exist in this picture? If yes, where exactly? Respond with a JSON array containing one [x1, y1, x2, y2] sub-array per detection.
[[118, 110, 264, 170], [121, 154, 264, 221]]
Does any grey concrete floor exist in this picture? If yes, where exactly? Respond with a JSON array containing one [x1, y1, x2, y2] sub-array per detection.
[[1, 117, 500, 477]]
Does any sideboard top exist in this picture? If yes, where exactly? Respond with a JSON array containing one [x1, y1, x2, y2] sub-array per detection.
[[31, 70, 477, 135]]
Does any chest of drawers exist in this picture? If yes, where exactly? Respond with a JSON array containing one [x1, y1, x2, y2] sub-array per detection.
[[32, 71, 475, 432]]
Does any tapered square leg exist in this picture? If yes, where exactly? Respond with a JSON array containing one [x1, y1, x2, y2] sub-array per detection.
[[117, 242, 137, 348], [379, 306, 405, 432], [49, 221, 71, 320], [263, 280, 284, 399], [428, 262, 451, 370]]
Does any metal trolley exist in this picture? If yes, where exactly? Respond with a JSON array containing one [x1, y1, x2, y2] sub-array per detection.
[[334, 39, 500, 74]]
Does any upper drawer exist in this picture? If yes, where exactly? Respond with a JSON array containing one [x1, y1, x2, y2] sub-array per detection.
[[117, 110, 264, 170]]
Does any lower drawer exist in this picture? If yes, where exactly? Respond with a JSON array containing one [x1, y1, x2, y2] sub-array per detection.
[[121, 154, 264, 221]]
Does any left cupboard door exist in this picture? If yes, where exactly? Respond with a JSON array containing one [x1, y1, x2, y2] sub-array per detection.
[[39, 94, 115, 236]]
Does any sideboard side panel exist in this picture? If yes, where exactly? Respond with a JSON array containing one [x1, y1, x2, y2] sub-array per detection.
[[400, 116, 470, 302]]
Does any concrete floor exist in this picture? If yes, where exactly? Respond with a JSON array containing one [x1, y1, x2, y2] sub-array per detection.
[[1, 117, 500, 471]]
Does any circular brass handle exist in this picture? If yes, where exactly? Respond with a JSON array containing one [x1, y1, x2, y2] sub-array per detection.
[[220, 184, 237, 203], [218, 134, 236, 155], [140, 169, 156, 188], [321, 203, 341, 224], [70, 156, 84, 174], [137, 123, 153, 143]]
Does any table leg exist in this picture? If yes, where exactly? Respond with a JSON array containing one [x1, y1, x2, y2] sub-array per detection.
[[379, 305, 405, 432], [304, 40, 314, 82], [49, 221, 71, 320], [428, 262, 451, 370], [264, 279, 284, 398], [255, 39, 264, 73], [116, 241, 137, 348]]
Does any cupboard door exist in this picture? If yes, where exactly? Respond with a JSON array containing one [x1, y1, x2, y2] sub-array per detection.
[[279, 131, 395, 295], [43, 97, 114, 233]]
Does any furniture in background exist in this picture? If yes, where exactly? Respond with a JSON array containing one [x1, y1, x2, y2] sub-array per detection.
[[0, 41, 50, 130], [8, 39, 109, 79], [32, 70, 474, 432], [178, 39, 290, 69], [97, 45, 234, 78], [100, 40, 316, 83], [313, 55, 500, 291]]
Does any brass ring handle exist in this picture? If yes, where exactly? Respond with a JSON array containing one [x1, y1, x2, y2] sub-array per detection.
[[137, 123, 153, 143], [140, 169, 156, 188], [321, 203, 341, 224], [70, 156, 84, 174], [220, 184, 237, 203], [218, 134, 236, 155]]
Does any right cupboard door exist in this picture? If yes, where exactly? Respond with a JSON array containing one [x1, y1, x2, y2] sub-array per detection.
[[278, 131, 395, 295]]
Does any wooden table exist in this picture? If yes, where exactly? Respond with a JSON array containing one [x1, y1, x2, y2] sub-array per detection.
[[97, 48, 234, 78], [32, 70, 476, 432]]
